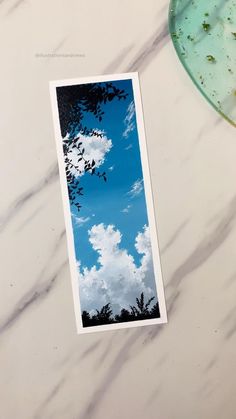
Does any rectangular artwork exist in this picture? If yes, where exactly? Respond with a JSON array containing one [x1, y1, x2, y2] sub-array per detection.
[[50, 72, 167, 333]]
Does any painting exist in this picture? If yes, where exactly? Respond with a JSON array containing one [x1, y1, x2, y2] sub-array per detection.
[[50, 73, 167, 333]]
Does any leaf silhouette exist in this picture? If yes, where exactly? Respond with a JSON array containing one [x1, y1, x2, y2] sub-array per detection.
[[57, 82, 128, 212], [82, 292, 160, 327]]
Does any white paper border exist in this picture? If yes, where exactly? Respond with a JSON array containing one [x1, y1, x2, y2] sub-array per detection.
[[49, 72, 167, 334]]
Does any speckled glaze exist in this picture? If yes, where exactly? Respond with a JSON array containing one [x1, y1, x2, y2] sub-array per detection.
[[169, 0, 236, 126]]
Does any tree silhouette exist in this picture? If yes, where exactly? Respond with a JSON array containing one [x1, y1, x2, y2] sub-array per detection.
[[93, 303, 113, 324], [82, 310, 91, 326], [82, 292, 161, 327], [130, 292, 155, 319], [150, 302, 160, 318], [56, 82, 128, 212], [115, 308, 134, 322]]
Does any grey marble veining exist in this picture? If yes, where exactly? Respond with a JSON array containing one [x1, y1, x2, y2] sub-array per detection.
[[1, 1, 236, 418], [0, 163, 59, 233]]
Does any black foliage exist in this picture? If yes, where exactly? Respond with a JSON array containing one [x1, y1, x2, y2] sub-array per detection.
[[56, 82, 128, 211], [63, 136, 107, 208], [56, 82, 128, 139], [82, 292, 160, 327], [82, 303, 114, 327]]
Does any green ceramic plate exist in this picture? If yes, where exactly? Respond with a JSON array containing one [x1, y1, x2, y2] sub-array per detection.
[[169, 0, 236, 126]]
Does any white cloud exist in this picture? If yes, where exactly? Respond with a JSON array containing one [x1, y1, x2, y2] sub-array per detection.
[[121, 204, 132, 214], [108, 165, 114, 171], [64, 130, 112, 178], [125, 144, 133, 151], [128, 178, 143, 198], [123, 100, 136, 139], [73, 215, 90, 227], [78, 224, 156, 314]]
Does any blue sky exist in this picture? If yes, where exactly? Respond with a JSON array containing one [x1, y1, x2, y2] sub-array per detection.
[[64, 79, 158, 313], [70, 79, 148, 268]]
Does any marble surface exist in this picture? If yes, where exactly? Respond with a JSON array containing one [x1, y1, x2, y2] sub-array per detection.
[[1, 1, 236, 418]]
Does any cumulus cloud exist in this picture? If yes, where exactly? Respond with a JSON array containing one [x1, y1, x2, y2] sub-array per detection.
[[78, 224, 156, 314], [64, 130, 112, 178], [123, 100, 136, 139], [128, 178, 143, 198]]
